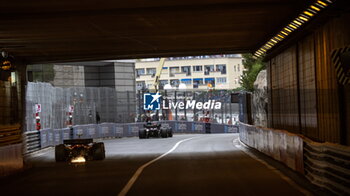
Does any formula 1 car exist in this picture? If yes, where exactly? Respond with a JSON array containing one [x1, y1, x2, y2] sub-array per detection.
[[139, 122, 173, 139], [55, 139, 105, 162]]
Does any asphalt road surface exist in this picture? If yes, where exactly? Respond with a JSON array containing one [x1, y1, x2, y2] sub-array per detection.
[[0, 134, 308, 196]]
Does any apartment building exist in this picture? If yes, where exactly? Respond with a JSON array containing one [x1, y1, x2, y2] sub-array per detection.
[[135, 55, 243, 90]]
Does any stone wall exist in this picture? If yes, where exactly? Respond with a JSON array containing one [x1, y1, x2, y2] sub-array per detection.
[[252, 70, 267, 127]]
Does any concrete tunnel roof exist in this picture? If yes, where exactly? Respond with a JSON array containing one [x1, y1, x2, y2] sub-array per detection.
[[0, 0, 310, 64]]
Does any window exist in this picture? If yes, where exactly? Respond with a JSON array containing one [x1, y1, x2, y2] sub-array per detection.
[[180, 78, 192, 85], [204, 78, 215, 87], [193, 65, 203, 72], [136, 81, 146, 89], [216, 64, 226, 74], [169, 67, 179, 77], [181, 66, 191, 76], [170, 79, 180, 87], [234, 65, 236, 72], [204, 65, 214, 75], [136, 69, 145, 78], [216, 77, 227, 84], [146, 68, 156, 77], [193, 78, 203, 88], [237, 64, 240, 71]]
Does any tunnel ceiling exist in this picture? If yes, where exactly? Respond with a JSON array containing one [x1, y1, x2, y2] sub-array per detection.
[[0, 0, 309, 63]]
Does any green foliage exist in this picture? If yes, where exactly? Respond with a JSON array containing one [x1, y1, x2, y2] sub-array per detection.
[[239, 54, 265, 92]]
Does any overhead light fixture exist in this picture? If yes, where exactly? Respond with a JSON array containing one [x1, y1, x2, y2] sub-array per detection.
[[284, 27, 292, 33], [304, 11, 314, 17], [317, 0, 328, 7], [281, 31, 288, 36], [293, 20, 303, 26], [288, 23, 298, 29], [299, 15, 309, 21], [277, 34, 285, 39], [310, 5, 321, 11], [254, 0, 334, 57]]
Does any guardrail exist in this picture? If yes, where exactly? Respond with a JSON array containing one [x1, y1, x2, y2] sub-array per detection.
[[24, 121, 238, 152], [23, 131, 41, 154], [238, 122, 304, 173], [303, 138, 350, 195], [239, 122, 350, 196], [0, 124, 22, 147]]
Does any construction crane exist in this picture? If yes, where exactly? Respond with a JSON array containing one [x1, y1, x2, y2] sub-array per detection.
[[152, 58, 166, 92]]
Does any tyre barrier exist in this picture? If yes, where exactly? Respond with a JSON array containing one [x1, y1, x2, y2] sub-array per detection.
[[25, 121, 239, 151], [239, 122, 350, 196]]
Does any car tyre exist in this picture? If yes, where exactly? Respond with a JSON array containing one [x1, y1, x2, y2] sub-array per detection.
[[92, 142, 105, 160], [168, 129, 173, 137], [161, 129, 168, 138], [55, 144, 66, 162], [139, 129, 146, 139]]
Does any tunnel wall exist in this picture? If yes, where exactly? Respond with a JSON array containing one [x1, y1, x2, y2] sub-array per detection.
[[0, 143, 23, 177], [239, 122, 350, 195], [0, 61, 26, 177], [267, 13, 350, 145]]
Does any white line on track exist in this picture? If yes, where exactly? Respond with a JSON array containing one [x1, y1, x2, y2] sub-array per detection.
[[118, 137, 196, 196], [233, 138, 312, 196]]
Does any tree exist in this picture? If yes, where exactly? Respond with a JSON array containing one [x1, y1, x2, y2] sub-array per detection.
[[239, 54, 265, 92]]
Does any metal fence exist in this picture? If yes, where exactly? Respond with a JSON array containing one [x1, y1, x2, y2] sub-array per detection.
[[24, 121, 238, 151], [26, 82, 136, 131]]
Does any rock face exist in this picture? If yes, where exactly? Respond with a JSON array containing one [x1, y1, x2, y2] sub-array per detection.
[[252, 70, 267, 127]]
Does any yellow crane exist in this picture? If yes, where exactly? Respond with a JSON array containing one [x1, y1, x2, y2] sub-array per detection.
[[152, 58, 166, 92]]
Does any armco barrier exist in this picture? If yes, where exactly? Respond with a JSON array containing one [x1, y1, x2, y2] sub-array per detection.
[[239, 122, 350, 196], [85, 124, 99, 139], [23, 131, 41, 153], [114, 124, 124, 138], [39, 129, 49, 149], [224, 124, 239, 133], [125, 123, 144, 137], [25, 121, 238, 153], [303, 138, 350, 195], [99, 123, 115, 138], [61, 128, 71, 141], [53, 129, 62, 146], [192, 122, 205, 133], [239, 122, 304, 173]]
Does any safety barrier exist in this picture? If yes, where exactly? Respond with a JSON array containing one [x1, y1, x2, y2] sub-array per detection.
[[303, 139, 350, 195], [238, 123, 304, 173], [23, 131, 41, 154], [25, 121, 238, 150], [239, 122, 350, 195]]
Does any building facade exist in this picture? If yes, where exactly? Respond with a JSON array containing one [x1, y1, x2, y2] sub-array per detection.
[[135, 56, 243, 91]]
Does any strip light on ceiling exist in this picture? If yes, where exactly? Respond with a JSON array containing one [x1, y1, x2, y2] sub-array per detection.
[[254, 0, 334, 58]]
